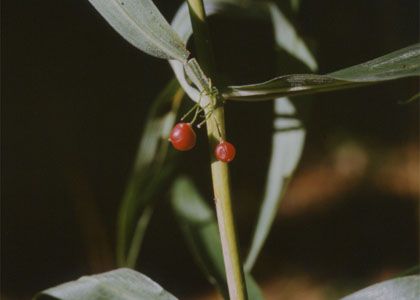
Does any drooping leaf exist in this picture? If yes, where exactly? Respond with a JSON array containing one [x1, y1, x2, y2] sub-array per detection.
[[171, 177, 265, 300], [341, 275, 420, 300], [245, 1, 315, 270], [35, 268, 178, 300], [117, 79, 184, 267], [88, 0, 189, 62], [224, 43, 420, 101], [267, 3, 317, 71], [245, 97, 305, 271]]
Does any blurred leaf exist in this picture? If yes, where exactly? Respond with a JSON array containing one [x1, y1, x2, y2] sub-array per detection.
[[268, 3, 317, 71], [245, 97, 305, 271], [397, 265, 420, 277], [171, 177, 265, 300], [117, 79, 184, 267], [341, 275, 420, 300], [224, 43, 420, 101], [246, 275, 265, 300], [399, 92, 420, 104], [245, 2, 315, 270], [88, 0, 189, 62], [35, 268, 177, 300], [290, 0, 301, 12]]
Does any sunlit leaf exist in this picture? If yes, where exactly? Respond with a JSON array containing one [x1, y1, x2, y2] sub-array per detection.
[[330, 44, 420, 81], [171, 177, 265, 300], [117, 79, 184, 267], [225, 73, 348, 100], [88, 0, 189, 62], [35, 268, 178, 300], [224, 43, 420, 101], [341, 275, 420, 300], [245, 97, 305, 271], [268, 3, 317, 71], [245, 2, 315, 270]]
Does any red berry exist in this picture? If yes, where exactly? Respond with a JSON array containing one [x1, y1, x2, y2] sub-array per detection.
[[169, 122, 196, 151], [214, 141, 236, 162]]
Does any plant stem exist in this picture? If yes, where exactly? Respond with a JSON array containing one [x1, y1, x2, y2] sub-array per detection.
[[186, 1, 247, 299], [206, 107, 247, 300]]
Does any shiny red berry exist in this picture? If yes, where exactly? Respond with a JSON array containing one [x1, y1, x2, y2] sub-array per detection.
[[169, 122, 196, 151], [214, 141, 236, 162]]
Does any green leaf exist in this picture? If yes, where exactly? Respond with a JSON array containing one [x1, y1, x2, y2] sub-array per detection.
[[245, 97, 305, 271], [341, 275, 420, 300], [169, 2, 199, 102], [268, 3, 317, 71], [290, 0, 301, 12], [169, 0, 317, 101], [171, 177, 265, 300], [330, 44, 420, 81], [170, 0, 312, 272], [35, 268, 178, 300], [245, 2, 315, 270], [117, 79, 184, 267], [224, 43, 420, 101], [397, 265, 420, 277], [400, 92, 420, 104], [88, 0, 189, 62], [246, 275, 265, 300]]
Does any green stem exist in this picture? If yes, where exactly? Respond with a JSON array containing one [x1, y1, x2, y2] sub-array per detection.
[[186, 1, 247, 299]]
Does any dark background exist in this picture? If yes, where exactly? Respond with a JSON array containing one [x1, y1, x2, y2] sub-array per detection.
[[2, 0, 419, 299]]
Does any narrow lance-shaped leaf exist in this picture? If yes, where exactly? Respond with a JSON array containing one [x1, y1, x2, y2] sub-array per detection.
[[117, 79, 184, 267], [245, 2, 315, 270], [267, 3, 317, 71], [245, 97, 305, 271], [401, 92, 420, 104], [224, 43, 420, 101], [171, 177, 265, 300], [341, 275, 420, 300], [330, 44, 420, 81], [88, 0, 190, 62], [35, 268, 178, 300]]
